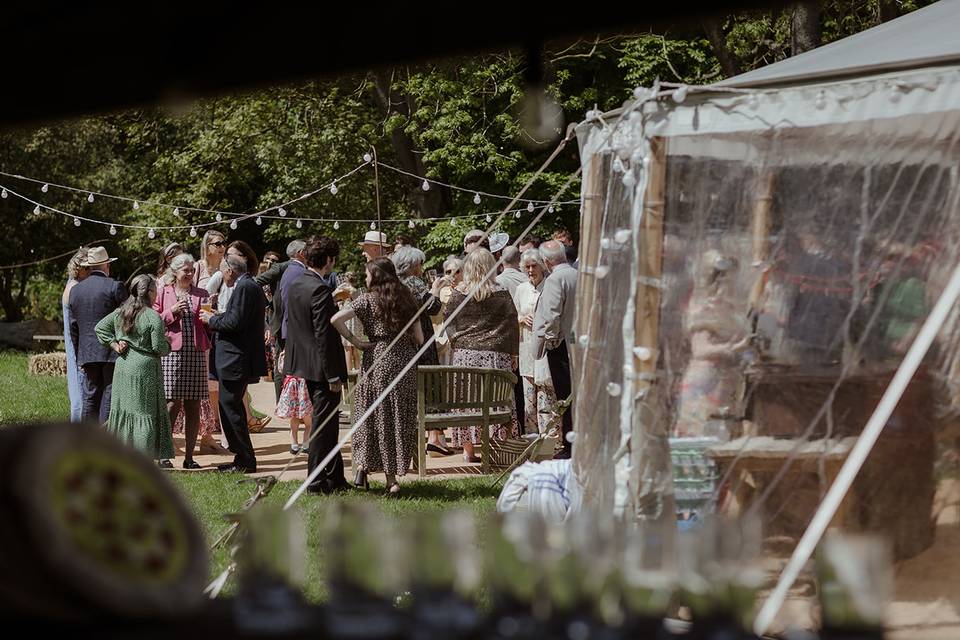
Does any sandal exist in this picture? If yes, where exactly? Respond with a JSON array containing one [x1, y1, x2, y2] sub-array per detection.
[[199, 436, 230, 456], [247, 416, 271, 433]]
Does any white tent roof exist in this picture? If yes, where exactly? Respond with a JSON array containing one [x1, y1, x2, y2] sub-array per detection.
[[720, 0, 960, 88]]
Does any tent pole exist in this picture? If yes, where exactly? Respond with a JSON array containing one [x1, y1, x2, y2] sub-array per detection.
[[753, 257, 960, 636], [748, 171, 776, 312], [631, 136, 668, 519]]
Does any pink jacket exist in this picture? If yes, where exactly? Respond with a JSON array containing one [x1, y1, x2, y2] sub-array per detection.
[[153, 283, 212, 352]]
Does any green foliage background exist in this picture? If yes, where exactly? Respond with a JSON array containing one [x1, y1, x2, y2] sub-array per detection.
[[0, 0, 935, 321]]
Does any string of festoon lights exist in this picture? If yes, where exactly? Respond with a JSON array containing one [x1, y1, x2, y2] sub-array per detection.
[[0, 154, 578, 238]]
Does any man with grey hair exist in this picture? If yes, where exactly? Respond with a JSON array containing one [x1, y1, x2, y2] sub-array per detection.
[[390, 245, 428, 278], [256, 239, 307, 401], [533, 239, 578, 459], [201, 253, 267, 473], [277, 240, 308, 344], [495, 245, 527, 302]]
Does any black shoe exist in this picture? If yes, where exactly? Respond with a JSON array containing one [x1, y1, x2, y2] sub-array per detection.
[[290, 444, 301, 455], [353, 469, 369, 491], [306, 484, 327, 496], [426, 442, 452, 456], [157, 460, 173, 469], [217, 463, 256, 474], [183, 459, 202, 470]]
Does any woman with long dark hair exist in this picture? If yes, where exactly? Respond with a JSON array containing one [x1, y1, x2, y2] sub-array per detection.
[[332, 257, 424, 495], [95, 274, 174, 465]]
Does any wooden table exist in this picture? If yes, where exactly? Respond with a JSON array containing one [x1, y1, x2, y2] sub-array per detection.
[[707, 436, 857, 531]]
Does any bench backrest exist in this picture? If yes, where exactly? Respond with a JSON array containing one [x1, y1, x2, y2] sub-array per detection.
[[417, 365, 516, 412]]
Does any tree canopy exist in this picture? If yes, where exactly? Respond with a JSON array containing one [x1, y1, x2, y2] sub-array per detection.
[[0, 0, 934, 321]]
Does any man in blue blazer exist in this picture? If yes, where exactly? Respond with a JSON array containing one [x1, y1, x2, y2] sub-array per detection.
[[68, 246, 127, 423], [201, 254, 267, 473]]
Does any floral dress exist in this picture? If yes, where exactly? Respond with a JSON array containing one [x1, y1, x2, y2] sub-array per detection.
[[350, 293, 419, 475]]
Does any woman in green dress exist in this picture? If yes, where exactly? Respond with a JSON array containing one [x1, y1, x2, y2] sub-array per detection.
[[95, 274, 175, 466]]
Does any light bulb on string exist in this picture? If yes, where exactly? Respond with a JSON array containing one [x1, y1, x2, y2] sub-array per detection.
[[133, 201, 140, 210], [296, 219, 303, 229], [109, 225, 117, 236], [148, 228, 156, 239], [486, 214, 492, 223], [87, 193, 95, 203], [73, 217, 81, 227], [450, 217, 457, 226], [230, 219, 238, 230], [515, 210, 522, 219], [527, 202, 535, 212], [473, 193, 481, 205], [278, 207, 287, 217], [548, 205, 555, 213], [408, 219, 415, 229], [172, 207, 179, 217], [330, 182, 339, 195], [672, 84, 689, 104], [421, 179, 430, 191], [363, 153, 372, 163], [215, 213, 223, 222], [189, 226, 197, 237], [33, 204, 40, 214], [333, 220, 340, 230], [255, 216, 262, 226], [1, 189, 7, 198], [814, 90, 827, 110], [41, 184, 48, 193], [370, 221, 376, 230]]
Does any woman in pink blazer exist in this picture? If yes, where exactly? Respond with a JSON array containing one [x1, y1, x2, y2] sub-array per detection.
[[154, 253, 214, 468]]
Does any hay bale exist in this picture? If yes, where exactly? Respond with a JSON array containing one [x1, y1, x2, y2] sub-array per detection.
[[28, 352, 68, 377]]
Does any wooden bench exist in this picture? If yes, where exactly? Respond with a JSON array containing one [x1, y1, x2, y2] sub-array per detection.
[[416, 365, 517, 477]]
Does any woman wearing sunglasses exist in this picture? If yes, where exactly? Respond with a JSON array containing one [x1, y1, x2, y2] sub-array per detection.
[[194, 230, 226, 289]]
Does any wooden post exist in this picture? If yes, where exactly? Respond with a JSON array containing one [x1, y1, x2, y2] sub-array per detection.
[[631, 136, 670, 522], [748, 171, 776, 311], [634, 137, 667, 385]]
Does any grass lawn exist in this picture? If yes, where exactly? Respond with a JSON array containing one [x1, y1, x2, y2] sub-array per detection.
[[0, 350, 72, 423], [0, 350, 500, 601], [171, 473, 499, 601]]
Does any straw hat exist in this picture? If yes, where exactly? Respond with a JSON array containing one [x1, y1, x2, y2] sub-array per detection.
[[80, 246, 118, 267], [357, 230, 389, 247]]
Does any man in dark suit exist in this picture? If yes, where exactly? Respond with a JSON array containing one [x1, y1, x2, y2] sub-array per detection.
[[276, 240, 307, 345], [256, 240, 295, 401], [201, 254, 267, 473], [68, 246, 127, 423], [285, 236, 350, 494]]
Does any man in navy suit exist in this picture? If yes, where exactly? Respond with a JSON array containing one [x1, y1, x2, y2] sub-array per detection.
[[200, 254, 267, 473], [285, 236, 349, 494], [68, 246, 127, 423]]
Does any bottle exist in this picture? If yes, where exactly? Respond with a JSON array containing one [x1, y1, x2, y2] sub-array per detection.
[[616, 517, 677, 640], [407, 509, 484, 640], [322, 502, 407, 640], [233, 504, 315, 634], [484, 512, 548, 640], [816, 533, 889, 640], [677, 516, 763, 639]]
